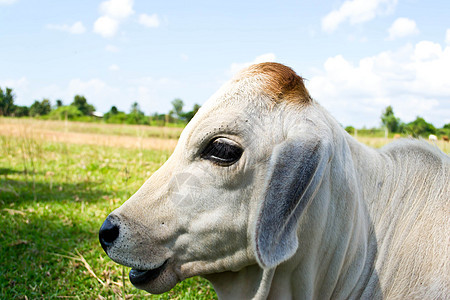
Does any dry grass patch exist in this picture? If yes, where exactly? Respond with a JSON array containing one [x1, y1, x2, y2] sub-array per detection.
[[0, 118, 184, 139], [0, 119, 178, 152], [356, 136, 449, 153]]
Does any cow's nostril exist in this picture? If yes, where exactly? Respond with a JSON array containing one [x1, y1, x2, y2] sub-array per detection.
[[99, 217, 120, 252]]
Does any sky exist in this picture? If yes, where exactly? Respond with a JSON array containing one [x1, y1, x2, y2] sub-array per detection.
[[1, 0, 449, 128]]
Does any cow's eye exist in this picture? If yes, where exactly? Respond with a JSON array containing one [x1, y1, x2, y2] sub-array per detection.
[[201, 137, 243, 166]]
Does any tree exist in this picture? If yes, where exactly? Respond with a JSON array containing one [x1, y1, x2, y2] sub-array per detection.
[[13, 106, 29, 117], [404, 116, 436, 138], [127, 102, 149, 125], [437, 124, 450, 138], [49, 105, 82, 120], [170, 98, 184, 119], [438, 123, 450, 138], [56, 99, 63, 108], [41, 99, 51, 114], [130, 102, 141, 114], [110, 106, 118, 115], [71, 95, 95, 116], [381, 106, 400, 133], [345, 126, 355, 135], [104, 106, 127, 124], [149, 112, 168, 126], [182, 103, 201, 122], [30, 99, 51, 116], [0, 87, 15, 116]]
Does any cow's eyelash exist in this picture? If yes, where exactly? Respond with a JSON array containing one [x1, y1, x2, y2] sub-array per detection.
[[201, 137, 243, 166]]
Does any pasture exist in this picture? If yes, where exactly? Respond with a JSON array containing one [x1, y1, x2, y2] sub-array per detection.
[[0, 118, 214, 299], [0, 118, 448, 299]]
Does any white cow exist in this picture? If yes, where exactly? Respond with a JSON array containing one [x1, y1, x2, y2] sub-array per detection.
[[99, 63, 450, 299]]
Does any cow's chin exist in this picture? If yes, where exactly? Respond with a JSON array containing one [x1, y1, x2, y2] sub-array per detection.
[[129, 261, 179, 294]]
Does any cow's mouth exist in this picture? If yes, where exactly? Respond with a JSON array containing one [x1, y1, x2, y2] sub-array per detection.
[[129, 260, 168, 286]]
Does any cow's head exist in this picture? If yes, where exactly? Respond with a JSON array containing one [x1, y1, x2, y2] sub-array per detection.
[[99, 63, 333, 293]]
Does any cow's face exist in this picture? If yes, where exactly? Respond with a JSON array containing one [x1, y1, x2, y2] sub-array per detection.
[[99, 63, 326, 294], [99, 81, 279, 294]]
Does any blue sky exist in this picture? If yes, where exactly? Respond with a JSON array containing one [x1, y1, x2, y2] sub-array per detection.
[[1, 0, 449, 127]]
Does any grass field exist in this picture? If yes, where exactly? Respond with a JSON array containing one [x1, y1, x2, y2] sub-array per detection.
[[0, 118, 215, 299], [0, 118, 448, 299]]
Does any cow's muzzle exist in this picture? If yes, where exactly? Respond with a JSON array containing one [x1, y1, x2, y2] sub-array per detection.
[[99, 216, 120, 253]]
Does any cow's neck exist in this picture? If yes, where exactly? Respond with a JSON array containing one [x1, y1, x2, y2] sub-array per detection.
[[345, 135, 391, 223], [346, 135, 449, 298], [206, 134, 382, 299], [296, 132, 379, 299], [204, 266, 276, 299], [341, 134, 390, 298]]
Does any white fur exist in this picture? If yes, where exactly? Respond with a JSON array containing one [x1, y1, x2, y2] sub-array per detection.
[[103, 64, 450, 299]]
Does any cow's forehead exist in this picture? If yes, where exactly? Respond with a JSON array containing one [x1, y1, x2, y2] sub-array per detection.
[[180, 63, 313, 150], [200, 62, 312, 113], [234, 62, 312, 105]]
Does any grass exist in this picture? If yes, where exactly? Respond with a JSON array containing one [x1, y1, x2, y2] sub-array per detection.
[[0, 117, 448, 299], [0, 118, 216, 299]]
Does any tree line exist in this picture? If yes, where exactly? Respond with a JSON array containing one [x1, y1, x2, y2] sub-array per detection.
[[345, 105, 449, 139], [1, 86, 449, 137], [0, 86, 200, 126]]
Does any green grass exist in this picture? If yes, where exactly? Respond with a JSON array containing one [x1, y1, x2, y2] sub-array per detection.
[[0, 134, 217, 299]]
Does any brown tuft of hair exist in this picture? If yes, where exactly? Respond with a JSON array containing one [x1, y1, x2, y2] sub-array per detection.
[[236, 62, 311, 104]]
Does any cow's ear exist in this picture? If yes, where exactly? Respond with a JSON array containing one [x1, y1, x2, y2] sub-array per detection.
[[253, 132, 332, 269]]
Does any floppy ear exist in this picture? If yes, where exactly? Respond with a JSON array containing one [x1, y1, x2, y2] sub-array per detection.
[[254, 132, 331, 268]]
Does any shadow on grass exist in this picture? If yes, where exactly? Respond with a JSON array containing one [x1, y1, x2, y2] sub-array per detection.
[[0, 170, 217, 298], [0, 205, 104, 298], [0, 177, 113, 298], [0, 168, 26, 176], [0, 177, 218, 299], [0, 177, 108, 206]]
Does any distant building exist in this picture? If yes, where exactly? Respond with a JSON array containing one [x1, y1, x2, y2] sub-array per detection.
[[92, 111, 104, 118]]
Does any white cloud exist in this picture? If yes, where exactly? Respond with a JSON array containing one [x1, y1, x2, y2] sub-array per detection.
[[413, 41, 442, 61], [322, 0, 397, 33], [229, 53, 277, 76], [125, 77, 178, 113], [0, 0, 17, 5], [67, 77, 176, 114], [94, 0, 134, 38], [387, 17, 419, 40], [138, 13, 160, 28], [68, 79, 108, 95], [46, 21, 86, 35], [0, 77, 29, 103], [0, 77, 28, 89], [66, 78, 122, 112], [0, 77, 56, 108], [446, 29, 450, 45], [29, 79, 116, 111], [99, 0, 134, 19], [2, 75, 181, 115], [180, 53, 189, 61], [109, 64, 120, 71], [94, 16, 119, 38], [105, 44, 120, 52], [307, 41, 450, 127], [93, 0, 161, 38]]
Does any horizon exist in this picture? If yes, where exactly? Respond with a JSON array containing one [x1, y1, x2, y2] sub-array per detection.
[[1, 0, 449, 128]]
